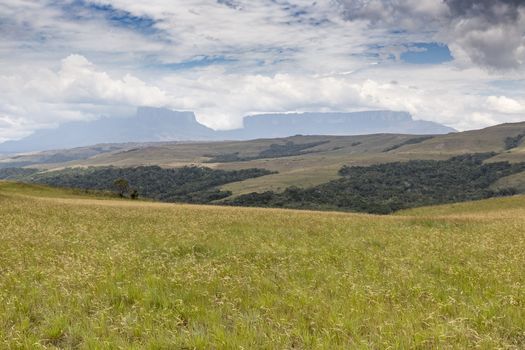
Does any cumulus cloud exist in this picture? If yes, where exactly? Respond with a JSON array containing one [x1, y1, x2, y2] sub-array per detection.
[[156, 64, 518, 131], [1, 0, 525, 142], [486, 95, 525, 114], [444, 0, 525, 70], [2, 53, 508, 137], [338, 0, 448, 30], [0, 114, 29, 143], [40, 55, 170, 106], [0, 54, 172, 139], [338, 0, 525, 71]]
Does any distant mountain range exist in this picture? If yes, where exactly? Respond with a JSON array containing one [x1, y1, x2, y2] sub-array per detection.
[[226, 111, 455, 139], [0, 107, 455, 153]]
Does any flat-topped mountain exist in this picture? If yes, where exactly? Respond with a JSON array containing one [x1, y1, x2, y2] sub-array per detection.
[[223, 111, 455, 139], [0, 108, 215, 153], [0, 107, 455, 153]]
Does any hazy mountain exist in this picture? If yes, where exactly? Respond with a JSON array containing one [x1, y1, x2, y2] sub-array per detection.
[[0, 108, 215, 153], [0, 107, 455, 153], [220, 111, 455, 139]]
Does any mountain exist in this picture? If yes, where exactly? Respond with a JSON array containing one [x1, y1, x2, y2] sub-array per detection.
[[0, 107, 455, 153], [0, 108, 215, 154], [220, 111, 455, 139]]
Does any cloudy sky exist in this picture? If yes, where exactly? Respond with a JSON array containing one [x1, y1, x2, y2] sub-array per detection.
[[1, 0, 525, 141]]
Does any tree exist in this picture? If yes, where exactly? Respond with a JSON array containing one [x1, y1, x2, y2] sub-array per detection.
[[130, 189, 139, 200], [113, 178, 129, 197]]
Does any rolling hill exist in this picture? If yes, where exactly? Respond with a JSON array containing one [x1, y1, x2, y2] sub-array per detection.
[[0, 181, 523, 348], [2, 121, 525, 199]]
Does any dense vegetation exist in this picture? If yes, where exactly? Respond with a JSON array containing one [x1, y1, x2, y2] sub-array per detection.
[[5, 153, 524, 213], [0, 167, 39, 179], [228, 153, 525, 214], [28, 166, 274, 203], [205, 140, 329, 162], [504, 133, 525, 150], [0, 182, 524, 348], [382, 136, 434, 152], [0, 161, 36, 169]]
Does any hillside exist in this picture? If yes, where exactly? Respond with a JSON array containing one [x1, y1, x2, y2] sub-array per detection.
[[9, 153, 521, 214], [2, 121, 525, 198], [392, 122, 525, 157], [0, 182, 523, 348]]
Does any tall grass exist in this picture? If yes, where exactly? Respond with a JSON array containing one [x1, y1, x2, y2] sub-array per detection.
[[0, 182, 524, 348]]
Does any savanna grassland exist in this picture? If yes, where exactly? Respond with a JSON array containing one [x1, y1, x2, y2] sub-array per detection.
[[4, 121, 525, 197], [0, 181, 524, 349]]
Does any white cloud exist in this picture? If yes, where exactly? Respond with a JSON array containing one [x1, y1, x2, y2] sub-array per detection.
[[486, 96, 525, 114], [0, 114, 29, 143], [0, 0, 525, 142], [0, 54, 172, 138], [1, 53, 524, 139], [157, 64, 520, 131], [51, 55, 170, 106]]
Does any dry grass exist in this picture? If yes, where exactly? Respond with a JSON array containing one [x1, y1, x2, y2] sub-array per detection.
[[0, 182, 524, 348]]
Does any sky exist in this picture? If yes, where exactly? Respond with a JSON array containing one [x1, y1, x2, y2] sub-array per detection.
[[1, 0, 525, 142]]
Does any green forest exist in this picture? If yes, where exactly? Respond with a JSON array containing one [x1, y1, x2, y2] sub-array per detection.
[[0, 167, 39, 179], [504, 133, 525, 150], [23, 166, 274, 203], [205, 140, 329, 162], [2, 153, 524, 213], [382, 136, 434, 152], [227, 153, 525, 214]]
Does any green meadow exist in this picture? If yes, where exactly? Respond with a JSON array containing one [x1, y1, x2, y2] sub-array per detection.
[[0, 181, 523, 349]]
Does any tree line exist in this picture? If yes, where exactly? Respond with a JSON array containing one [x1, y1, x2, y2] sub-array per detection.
[[226, 153, 525, 214], [28, 166, 274, 203], [205, 140, 329, 163], [3, 153, 524, 214]]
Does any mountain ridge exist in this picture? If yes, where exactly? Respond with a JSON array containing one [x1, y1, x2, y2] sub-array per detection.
[[0, 107, 455, 153], [228, 111, 454, 139]]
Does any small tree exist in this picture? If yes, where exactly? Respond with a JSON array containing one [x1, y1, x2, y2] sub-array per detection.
[[113, 178, 129, 198], [130, 189, 139, 200]]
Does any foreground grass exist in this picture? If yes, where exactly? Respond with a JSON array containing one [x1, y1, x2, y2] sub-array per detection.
[[0, 182, 524, 348], [0, 181, 118, 200]]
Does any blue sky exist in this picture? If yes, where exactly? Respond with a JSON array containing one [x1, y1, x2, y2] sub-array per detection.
[[400, 43, 453, 64], [0, 0, 524, 141]]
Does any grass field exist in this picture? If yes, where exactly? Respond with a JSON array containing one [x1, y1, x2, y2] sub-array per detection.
[[0, 181, 524, 348]]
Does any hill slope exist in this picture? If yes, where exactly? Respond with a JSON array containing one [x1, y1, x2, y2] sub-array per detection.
[[2, 121, 525, 199], [0, 182, 523, 348]]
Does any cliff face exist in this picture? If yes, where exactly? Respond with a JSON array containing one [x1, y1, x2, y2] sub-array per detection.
[[0, 107, 216, 153], [132, 107, 215, 140], [0, 108, 455, 153], [221, 111, 455, 139]]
